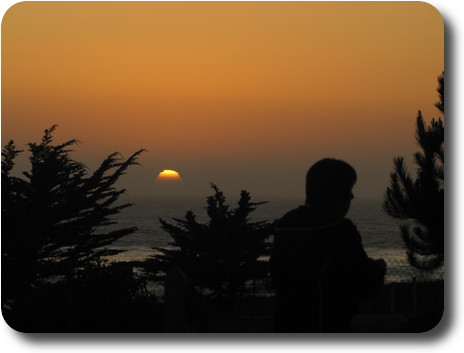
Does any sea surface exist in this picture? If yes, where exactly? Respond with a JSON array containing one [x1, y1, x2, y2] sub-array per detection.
[[105, 196, 405, 260], [104, 196, 442, 282]]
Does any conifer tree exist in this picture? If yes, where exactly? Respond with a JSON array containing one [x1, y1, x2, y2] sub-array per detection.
[[384, 73, 444, 270], [152, 184, 272, 316], [2, 126, 144, 301]]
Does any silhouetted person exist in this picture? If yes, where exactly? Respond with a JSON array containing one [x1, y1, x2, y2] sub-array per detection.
[[270, 158, 386, 332]]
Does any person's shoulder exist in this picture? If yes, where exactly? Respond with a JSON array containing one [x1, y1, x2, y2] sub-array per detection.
[[338, 218, 362, 241], [339, 217, 356, 229], [275, 206, 308, 229]]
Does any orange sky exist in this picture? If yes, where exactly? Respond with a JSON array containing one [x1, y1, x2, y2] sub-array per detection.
[[1, 1, 443, 199]]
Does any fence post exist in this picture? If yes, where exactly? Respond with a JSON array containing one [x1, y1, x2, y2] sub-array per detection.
[[390, 282, 396, 314], [412, 277, 418, 316], [163, 265, 189, 332], [66, 274, 74, 331]]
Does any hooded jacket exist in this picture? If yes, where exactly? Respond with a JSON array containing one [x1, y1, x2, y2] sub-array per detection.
[[270, 205, 385, 332]]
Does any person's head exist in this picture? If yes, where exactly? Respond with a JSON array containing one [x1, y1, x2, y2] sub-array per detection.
[[305, 158, 357, 218]]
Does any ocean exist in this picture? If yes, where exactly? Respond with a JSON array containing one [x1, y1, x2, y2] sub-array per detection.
[[104, 196, 443, 282], [106, 196, 405, 260]]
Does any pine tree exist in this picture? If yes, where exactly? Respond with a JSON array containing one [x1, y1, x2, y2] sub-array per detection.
[[383, 73, 444, 270], [152, 184, 272, 316], [2, 126, 144, 301]]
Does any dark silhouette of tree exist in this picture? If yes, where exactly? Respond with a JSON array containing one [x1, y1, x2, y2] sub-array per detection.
[[2, 125, 144, 304], [384, 72, 444, 270], [152, 184, 272, 317]]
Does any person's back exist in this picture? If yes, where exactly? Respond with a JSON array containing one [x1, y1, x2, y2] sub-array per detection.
[[270, 158, 386, 332]]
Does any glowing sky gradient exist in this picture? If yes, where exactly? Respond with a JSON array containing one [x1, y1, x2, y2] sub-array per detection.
[[2, 2, 444, 199]]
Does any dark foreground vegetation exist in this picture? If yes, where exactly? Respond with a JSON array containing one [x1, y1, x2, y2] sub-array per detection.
[[2, 257, 443, 333], [2, 127, 150, 332], [3, 261, 162, 333], [384, 72, 444, 270], [1, 128, 273, 332]]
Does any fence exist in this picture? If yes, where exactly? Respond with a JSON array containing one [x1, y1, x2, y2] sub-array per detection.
[[246, 258, 444, 297], [384, 258, 444, 283], [237, 258, 444, 332], [355, 258, 444, 332], [160, 258, 444, 332]]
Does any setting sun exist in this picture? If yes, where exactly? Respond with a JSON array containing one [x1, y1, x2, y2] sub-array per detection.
[[156, 169, 182, 181]]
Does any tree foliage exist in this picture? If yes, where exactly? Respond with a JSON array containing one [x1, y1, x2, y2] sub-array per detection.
[[383, 72, 444, 270], [151, 184, 273, 314], [2, 125, 144, 301]]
